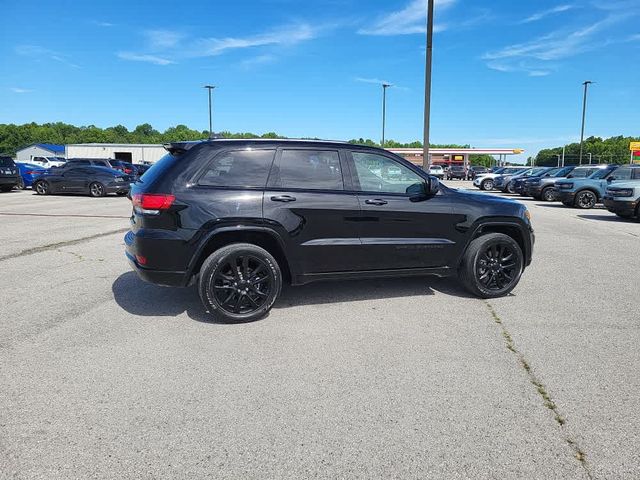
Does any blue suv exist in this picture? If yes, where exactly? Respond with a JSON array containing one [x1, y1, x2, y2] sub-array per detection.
[[555, 165, 640, 209]]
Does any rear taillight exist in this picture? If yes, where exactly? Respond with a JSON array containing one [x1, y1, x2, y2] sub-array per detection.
[[25, 171, 37, 175], [124, 168, 133, 174], [132, 193, 175, 213]]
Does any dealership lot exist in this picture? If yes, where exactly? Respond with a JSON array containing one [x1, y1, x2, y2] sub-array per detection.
[[1, 184, 639, 479]]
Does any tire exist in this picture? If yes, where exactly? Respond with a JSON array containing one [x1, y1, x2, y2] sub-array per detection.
[[16, 177, 26, 190], [459, 233, 524, 298], [199, 243, 282, 323], [89, 182, 106, 197], [574, 190, 597, 209], [541, 187, 556, 202], [507, 183, 516, 194], [116, 191, 128, 196], [481, 179, 494, 191], [34, 181, 49, 195]]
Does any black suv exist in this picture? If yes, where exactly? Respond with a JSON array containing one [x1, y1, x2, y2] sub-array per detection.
[[0, 156, 19, 192], [126, 140, 534, 322]]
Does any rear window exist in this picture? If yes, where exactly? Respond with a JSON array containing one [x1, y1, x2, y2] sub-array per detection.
[[139, 152, 181, 184], [0, 157, 15, 167], [199, 149, 275, 188]]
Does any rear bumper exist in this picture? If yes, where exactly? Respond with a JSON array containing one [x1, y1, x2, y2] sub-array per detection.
[[0, 176, 18, 186], [124, 230, 190, 287]]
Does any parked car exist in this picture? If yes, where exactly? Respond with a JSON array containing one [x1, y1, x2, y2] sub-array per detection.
[[16, 162, 47, 189], [125, 139, 534, 322], [512, 167, 562, 195], [603, 179, 640, 220], [109, 160, 137, 176], [428, 165, 445, 179], [29, 156, 66, 168], [0, 156, 19, 192], [56, 158, 114, 170], [32, 165, 132, 197], [473, 166, 527, 191], [555, 165, 640, 209], [469, 166, 490, 180], [446, 165, 467, 180], [524, 165, 601, 201], [494, 168, 542, 193]]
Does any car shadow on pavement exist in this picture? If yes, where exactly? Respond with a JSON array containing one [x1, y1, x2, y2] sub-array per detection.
[[112, 272, 474, 324], [577, 214, 633, 223]]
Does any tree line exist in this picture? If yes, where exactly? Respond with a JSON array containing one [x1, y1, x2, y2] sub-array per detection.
[[529, 135, 640, 166], [0, 121, 494, 166]]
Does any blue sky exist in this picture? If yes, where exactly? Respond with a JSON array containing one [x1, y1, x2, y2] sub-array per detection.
[[1, 0, 638, 161]]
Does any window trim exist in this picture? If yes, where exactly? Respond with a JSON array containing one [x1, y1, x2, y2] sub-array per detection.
[[194, 147, 277, 190], [265, 147, 349, 193], [345, 149, 429, 196]]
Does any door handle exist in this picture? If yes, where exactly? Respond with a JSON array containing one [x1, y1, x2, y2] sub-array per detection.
[[270, 195, 297, 202], [365, 199, 388, 206]]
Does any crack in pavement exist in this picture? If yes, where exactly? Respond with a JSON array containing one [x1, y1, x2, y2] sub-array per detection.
[[484, 301, 594, 479], [0, 228, 129, 263]]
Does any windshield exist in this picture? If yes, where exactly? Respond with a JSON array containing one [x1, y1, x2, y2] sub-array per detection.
[[589, 168, 615, 179]]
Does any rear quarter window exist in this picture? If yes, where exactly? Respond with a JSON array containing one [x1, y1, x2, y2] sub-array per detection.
[[198, 149, 275, 188]]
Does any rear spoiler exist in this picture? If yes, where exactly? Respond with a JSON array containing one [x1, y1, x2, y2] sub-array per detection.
[[163, 141, 202, 156]]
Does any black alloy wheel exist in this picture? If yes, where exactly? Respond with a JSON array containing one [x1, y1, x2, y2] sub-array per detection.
[[89, 182, 106, 197], [574, 190, 597, 209], [199, 243, 282, 322], [34, 181, 49, 195], [459, 233, 523, 298]]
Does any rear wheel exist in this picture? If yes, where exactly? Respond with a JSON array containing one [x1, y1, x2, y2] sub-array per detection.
[[574, 190, 597, 209], [459, 233, 524, 298], [507, 183, 516, 194], [16, 177, 26, 190], [34, 181, 49, 195], [199, 243, 282, 323], [89, 182, 106, 197], [481, 179, 494, 191]]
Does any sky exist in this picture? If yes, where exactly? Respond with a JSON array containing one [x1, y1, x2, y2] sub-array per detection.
[[0, 0, 639, 162]]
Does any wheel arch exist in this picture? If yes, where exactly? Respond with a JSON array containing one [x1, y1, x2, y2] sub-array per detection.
[[187, 227, 292, 285], [462, 220, 531, 268]]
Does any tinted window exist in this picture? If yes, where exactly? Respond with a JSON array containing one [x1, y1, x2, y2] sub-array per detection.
[[269, 150, 343, 190], [199, 149, 274, 188], [0, 157, 15, 167], [351, 152, 423, 194], [590, 168, 615, 179], [609, 167, 633, 181], [634, 168, 640, 179]]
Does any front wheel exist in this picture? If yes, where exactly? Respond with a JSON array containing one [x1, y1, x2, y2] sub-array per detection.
[[89, 182, 106, 197], [574, 190, 597, 209], [199, 243, 282, 323], [481, 179, 494, 191], [541, 187, 556, 202], [459, 233, 524, 298]]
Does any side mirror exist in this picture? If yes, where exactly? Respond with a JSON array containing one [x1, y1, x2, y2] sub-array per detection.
[[407, 177, 438, 202], [428, 176, 440, 196]]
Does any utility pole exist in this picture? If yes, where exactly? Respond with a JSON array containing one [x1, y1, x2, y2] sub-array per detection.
[[381, 83, 391, 147], [203, 85, 216, 138], [588, 152, 592, 164], [422, 0, 434, 170], [579, 81, 593, 165], [556, 154, 561, 167]]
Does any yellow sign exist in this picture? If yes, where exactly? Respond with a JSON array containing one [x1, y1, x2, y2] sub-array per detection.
[[512, 149, 524, 154], [630, 142, 640, 151]]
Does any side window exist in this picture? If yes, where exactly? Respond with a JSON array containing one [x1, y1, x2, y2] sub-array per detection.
[[633, 169, 640, 180], [199, 149, 274, 188], [269, 150, 343, 190], [610, 168, 631, 181], [351, 152, 423, 194]]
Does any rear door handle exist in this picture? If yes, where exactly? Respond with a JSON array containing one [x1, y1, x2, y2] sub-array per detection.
[[365, 199, 388, 206], [271, 195, 297, 202]]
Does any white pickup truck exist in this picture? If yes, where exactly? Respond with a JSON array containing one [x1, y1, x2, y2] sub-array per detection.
[[29, 156, 66, 168]]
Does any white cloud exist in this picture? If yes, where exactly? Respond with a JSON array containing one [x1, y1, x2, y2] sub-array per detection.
[[355, 77, 392, 85], [520, 4, 574, 24], [117, 52, 175, 65], [239, 54, 277, 69], [10, 87, 32, 93], [15, 45, 80, 68], [358, 0, 455, 35], [145, 30, 184, 49], [192, 23, 319, 56], [483, 14, 627, 75], [94, 21, 115, 27]]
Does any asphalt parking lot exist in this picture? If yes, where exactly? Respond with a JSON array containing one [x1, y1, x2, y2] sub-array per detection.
[[1, 183, 639, 479]]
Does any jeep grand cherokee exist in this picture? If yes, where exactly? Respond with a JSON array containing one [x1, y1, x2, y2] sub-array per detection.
[[125, 139, 534, 322]]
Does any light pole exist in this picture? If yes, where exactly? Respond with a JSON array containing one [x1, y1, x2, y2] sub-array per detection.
[[422, 0, 434, 170], [381, 83, 391, 147], [579, 80, 593, 165], [203, 85, 216, 138]]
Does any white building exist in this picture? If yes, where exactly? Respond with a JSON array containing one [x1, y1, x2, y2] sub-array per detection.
[[16, 143, 65, 163], [65, 143, 167, 164]]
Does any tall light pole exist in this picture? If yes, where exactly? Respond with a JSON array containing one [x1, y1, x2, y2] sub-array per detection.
[[578, 80, 593, 165], [203, 85, 216, 138], [422, 0, 435, 170], [381, 83, 391, 147]]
